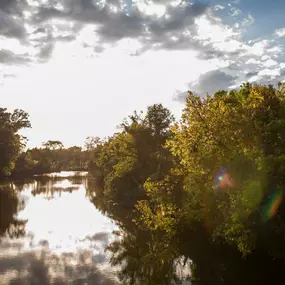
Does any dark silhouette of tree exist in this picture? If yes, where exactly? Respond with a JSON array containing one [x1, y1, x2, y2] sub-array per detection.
[[0, 108, 31, 178], [42, 140, 64, 150], [0, 185, 27, 238]]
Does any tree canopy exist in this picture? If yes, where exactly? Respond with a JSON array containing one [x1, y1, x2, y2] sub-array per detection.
[[87, 83, 285, 284], [0, 108, 31, 178]]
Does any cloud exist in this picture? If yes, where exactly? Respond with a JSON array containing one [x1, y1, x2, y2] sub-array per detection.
[[0, 0, 26, 13], [0, 0, 284, 92], [174, 69, 238, 101], [275, 28, 285, 38], [262, 59, 278, 68], [0, 49, 31, 64], [33, 0, 209, 46], [0, 9, 26, 39], [213, 5, 225, 11], [229, 7, 241, 17], [245, 71, 258, 78], [240, 13, 254, 27], [0, 0, 261, 69], [0, 0, 211, 67]]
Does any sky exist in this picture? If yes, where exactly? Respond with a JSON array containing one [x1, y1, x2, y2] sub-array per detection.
[[1, 0, 285, 148]]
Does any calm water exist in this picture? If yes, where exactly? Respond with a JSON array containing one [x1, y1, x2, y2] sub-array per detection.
[[0, 172, 120, 285], [2, 172, 281, 285]]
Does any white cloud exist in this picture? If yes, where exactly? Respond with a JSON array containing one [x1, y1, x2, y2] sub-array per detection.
[[261, 55, 270, 61], [213, 5, 225, 11], [275, 28, 285, 38], [241, 13, 254, 27], [195, 15, 240, 45], [267, 46, 283, 58], [230, 7, 241, 17], [246, 40, 269, 57], [263, 59, 278, 67], [248, 75, 259, 83], [258, 68, 280, 77], [136, 0, 166, 17], [245, 58, 261, 65]]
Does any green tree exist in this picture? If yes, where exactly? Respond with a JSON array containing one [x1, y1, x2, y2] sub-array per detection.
[[86, 84, 285, 284], [87, 104, 175, 224], [141, 83, 285, 256]]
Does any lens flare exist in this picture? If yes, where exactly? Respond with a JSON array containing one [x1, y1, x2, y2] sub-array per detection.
[[262, 189, 283, 222], [214, 168, 234, 189]]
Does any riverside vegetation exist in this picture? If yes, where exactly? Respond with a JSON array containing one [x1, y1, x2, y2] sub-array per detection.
[[2, 82, 285, 284]]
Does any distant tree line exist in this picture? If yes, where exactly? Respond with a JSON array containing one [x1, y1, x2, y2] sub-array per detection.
[[0, 106, 100, 180], [11, 137, 104, 178]]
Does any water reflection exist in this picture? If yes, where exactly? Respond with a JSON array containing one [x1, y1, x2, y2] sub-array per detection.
[[30, 177, 87, 200], [107, 231, 189, 285], [0, 172, 119, 285], [0, 185, 27, 238], [0, 246, 118, 285], [87, 179, 285, 285], [2, 172, 285, 284], [104, 222, 285, 285]]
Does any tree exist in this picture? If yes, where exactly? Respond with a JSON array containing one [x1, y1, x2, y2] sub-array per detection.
[[84, 136, 102, 151], [0, 108, 31, 178], [87, 104, 175, 224], [144, 104, 175, 138], [12, 144, 89, 177], [85, 84, 285, 284], [141, 83, 285, 256], [42, 140, 64, 150]]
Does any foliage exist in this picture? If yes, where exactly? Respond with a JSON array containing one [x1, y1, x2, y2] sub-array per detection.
[[42, 140, 64, 150], [87, 83, 285, 284], [84, 136, 102, 151], [146, 83, 285, 255], [87, 104, 175, 225], [0, 108, 31, 178], [12, 143, 90, 177], [4, 82, 285, 284]]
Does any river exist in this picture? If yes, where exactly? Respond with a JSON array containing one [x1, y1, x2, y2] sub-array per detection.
[[0, 171, 120, 285], [2, 172, 283, 285]]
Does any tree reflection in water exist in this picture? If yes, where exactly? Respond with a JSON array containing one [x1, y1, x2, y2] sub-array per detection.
[[13, 175, 88, 200], [86, 182, 285, 285], [0, 185, 27, 238], [2, 174, 285, 285]]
